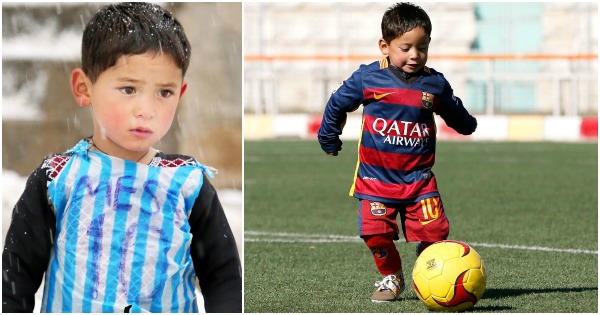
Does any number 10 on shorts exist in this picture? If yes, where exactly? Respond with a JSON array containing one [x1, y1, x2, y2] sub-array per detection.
[[420, 198, 439, 221]]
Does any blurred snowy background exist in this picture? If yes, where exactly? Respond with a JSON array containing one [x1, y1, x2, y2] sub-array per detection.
[[2, 2, 242, 312]]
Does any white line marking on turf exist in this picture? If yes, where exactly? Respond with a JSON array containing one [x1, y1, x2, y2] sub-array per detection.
[[468, 242, 598, 255], [245, 230, 361, 241], [245, 231, 598, 255]]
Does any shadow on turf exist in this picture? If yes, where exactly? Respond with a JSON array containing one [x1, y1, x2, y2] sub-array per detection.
[[408, 287, 599, 312], [393, 287, 597, 312], [473, 305, 514, 312], [400, 296, 513, 312], [483, 286, 598, 300], [470, 287, 599, 312]]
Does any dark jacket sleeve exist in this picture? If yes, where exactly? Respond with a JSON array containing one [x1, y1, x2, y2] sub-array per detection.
[[2, 166, 55, 313], [189, 175, 242, 313], [318, 65, 365, 153], [436, 79, 477, 135]]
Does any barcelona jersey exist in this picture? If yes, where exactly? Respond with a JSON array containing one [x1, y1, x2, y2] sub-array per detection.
[[318, 58, 477, 203]]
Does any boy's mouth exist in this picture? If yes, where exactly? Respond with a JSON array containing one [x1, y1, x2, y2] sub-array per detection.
[[130, 127, 153, 138], [405, 63, 420, 71]]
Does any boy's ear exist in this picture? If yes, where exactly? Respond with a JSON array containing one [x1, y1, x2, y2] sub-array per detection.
[[179, 81, 188, 100], [378, 38, 389, 56], [71, 68, 92, 107]]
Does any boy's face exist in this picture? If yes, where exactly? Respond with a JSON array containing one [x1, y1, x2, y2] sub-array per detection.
[[379, 27, 430, 74], [73, 52, 186, 161]]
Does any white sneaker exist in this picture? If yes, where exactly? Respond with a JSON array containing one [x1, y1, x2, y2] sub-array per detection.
[[371, 273, 405, 302]]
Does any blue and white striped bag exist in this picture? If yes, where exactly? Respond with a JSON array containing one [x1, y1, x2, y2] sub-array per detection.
[[40, 140, 211, 312]]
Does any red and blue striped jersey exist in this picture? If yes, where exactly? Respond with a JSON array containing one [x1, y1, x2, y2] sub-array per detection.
[[318, 58, 477, 203]]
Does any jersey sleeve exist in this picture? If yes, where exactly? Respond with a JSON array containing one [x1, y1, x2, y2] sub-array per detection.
[[318, 66, 366, 153], [435, 79, 478, 135], [2, 165, 56, 312], [188, 175, 242, 313]]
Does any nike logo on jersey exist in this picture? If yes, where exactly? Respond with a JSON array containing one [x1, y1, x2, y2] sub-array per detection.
[[373, 92, 393, 100], [419, 218, 438, 226]]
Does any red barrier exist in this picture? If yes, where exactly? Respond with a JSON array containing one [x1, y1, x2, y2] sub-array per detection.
[[308, 115, 322, 137], [580, 117, 598, 139]]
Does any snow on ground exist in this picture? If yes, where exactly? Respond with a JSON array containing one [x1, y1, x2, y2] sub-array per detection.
[[1, 168, 242, 312]]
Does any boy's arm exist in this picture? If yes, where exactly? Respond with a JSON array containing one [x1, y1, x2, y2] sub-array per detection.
[[189, 175, 242, 313], [318, 68, 365, 154], [436, 80, 477, 135], [2, 166, 55, 312]]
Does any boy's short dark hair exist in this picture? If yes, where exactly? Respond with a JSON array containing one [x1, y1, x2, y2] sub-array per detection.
[[82, 2, 191, 83], [381, 2, 432, 43]]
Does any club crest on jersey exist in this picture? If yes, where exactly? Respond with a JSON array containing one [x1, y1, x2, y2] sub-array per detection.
[[421, 91, 435, 109], [370, 202, 387, 216]]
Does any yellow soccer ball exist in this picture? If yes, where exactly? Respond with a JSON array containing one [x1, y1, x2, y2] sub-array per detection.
[[412, 240, 486, 312]]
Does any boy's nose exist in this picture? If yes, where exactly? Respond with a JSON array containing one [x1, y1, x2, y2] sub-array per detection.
[[409, 48, 419, 59], [134, 98, 156, 118]]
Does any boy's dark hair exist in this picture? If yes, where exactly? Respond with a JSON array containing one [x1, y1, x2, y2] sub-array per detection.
[[381, 2, 432, 43], [82, 2, 191, 83]]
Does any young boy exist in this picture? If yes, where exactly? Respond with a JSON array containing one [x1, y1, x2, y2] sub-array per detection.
[[2, 3, 241, 312], [318, 2, 477, 302]]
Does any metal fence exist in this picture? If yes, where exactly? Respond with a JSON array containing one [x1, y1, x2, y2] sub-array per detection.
[[244, 54, 597, 116]]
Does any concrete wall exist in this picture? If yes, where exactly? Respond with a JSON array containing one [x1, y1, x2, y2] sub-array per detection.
[[245, 113, 598, 142], [244, 2, 597, 116], [244, 3, 476, 114]]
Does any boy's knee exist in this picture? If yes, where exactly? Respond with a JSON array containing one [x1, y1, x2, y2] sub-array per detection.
[[363, 233, 395, 248]]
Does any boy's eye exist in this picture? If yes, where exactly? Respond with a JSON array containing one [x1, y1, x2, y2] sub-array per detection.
[[120, 87, 135, 95], [159, 90, 174, 98]]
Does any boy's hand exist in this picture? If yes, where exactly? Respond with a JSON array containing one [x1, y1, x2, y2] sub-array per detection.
[[327, 151, 339, 156]]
